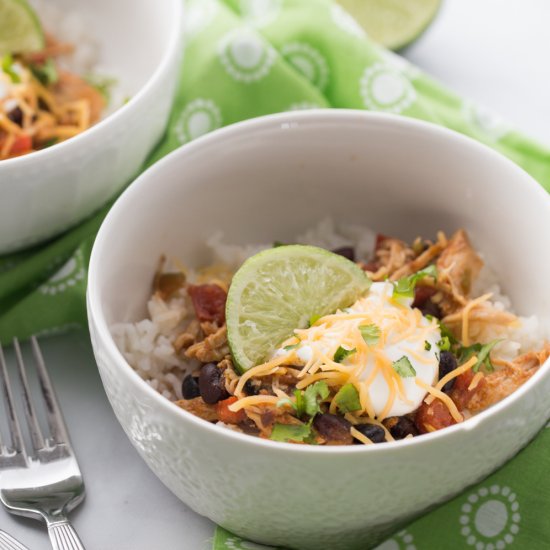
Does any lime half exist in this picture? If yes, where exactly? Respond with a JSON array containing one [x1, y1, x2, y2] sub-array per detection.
[[226, 245, 372, 373], [0, 0, 44, 55], [336, 0, 441, 51]]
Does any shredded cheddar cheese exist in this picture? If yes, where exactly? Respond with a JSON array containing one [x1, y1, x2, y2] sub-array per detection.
[[234, 282, 441, 422], [357, 418, 395, 442], [461, 293, 493, 345], [228, 395, 281, 412], [424, 356, 478, 405], [416, 379, 463, 423], [468, 371, 485, 391], [1, 51, 104, 160], [350, 427, 373, 445]]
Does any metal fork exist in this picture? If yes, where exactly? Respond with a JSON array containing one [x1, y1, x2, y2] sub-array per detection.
[[0, 337, 85, 550], [0, 529, 30, 550]]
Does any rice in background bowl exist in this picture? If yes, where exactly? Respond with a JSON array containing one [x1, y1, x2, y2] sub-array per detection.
[[28, 0, 128, 114], [87, 111, 550, 550]]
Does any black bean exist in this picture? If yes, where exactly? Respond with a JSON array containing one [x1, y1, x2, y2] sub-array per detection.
[[439, 351, 458, 393], [7, 106, 23, 126], [313, 414, 353, 444], [244, 379, 260, 396], [385, 417, 419, 440], [181, 375, 200, 400], [332, 246, 356, 262], [421, 299, 442, 319], [38, 98, 50, 111], [353, 423, 386, 444], [198, 363, 228, 404]]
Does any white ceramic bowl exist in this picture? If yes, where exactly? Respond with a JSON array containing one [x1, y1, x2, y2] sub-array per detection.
[[87, 111, 550, 550], [0, 0, 183, 254]]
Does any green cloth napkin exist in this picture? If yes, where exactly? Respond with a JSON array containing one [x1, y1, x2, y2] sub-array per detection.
[[213, 427, 548, 550], [2, 0, 550, 548]]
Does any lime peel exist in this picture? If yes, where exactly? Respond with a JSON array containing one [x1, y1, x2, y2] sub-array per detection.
[[226, 245, 372, 373], [336, 0, 441, 51], [0, 0, 44, 56]]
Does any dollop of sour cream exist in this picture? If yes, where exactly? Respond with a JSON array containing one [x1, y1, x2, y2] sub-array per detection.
[[274, 282, 442, 417]]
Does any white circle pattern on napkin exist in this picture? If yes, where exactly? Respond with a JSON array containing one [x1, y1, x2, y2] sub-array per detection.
[[238, 0, 282, 28], [360, 62, 416, 113], [281, 42, 329, 91], [218, 28, 277, 83], [459, 485, 520, 549], [175, 99, 223, 144]]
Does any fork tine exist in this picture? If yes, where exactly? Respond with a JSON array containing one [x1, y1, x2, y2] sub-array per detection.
[[31, 336, 70, 446], [13, 338, 45, 453], [0, 530, 30, 550], [0, 343, 25, 455]]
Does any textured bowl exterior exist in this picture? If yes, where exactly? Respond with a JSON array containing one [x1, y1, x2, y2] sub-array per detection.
[[0, 0, 183, 254], [87, 111, 550, 549]]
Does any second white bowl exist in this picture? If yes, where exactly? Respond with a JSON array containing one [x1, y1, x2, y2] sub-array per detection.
[[0, 0, 183, 253]]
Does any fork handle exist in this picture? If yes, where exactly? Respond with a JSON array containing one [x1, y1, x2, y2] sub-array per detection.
[[47, 521, 85, 550]]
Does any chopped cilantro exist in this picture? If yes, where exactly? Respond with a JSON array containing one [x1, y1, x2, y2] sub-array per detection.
[[334, 384, 361, 413], [85, 73, 117, 103], [273, 241, 287, 248], [392, 356, 416, 377], [1, 54, 21, 84], [439, 320, 458, 345], [437, 336, 451, 351], [283, 343, 299, 352], [424, 340, 432, 351], [334, 346, 356, 363], [308, 314, 321, 327], [294, 390, 306, 416], [30, 58, 58, 86], [392, 265, 438, 299], [270, 423, 311, 442], [459, 339, 503, 373], [41, 137, 58, 149], [302, 381, 329, 416], [277, 381, 329, 419], [359, 323, 380, 346]]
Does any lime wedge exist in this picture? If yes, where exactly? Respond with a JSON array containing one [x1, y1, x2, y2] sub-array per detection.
[[336, 0, 441, 51], [0, 0, 44, 55], [226, 245, 372, 373]]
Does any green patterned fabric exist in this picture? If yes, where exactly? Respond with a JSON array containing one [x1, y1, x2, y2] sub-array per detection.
[[1, 1, 550, 547], [213, 426, 548, 550]]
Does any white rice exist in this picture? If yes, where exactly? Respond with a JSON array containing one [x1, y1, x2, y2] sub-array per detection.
[[29, 0, 124, 113], [471, 262, 547, 361], [112, 219, 549, 400], [205, 218, 376, 271]]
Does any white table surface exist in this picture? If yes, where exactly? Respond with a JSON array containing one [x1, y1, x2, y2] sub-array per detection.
[[3, 1, 550, 548]]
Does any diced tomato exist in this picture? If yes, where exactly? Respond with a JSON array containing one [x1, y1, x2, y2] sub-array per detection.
[[415, 399, 457, 434], [412, 285, 437, 309], [5, 134, 33, 156], [450, 369, 484, 411], [216, 397, 246, 425], [375, 233, 390, 251], [362, 261, 379, 272], [187, 284, 227, 325]]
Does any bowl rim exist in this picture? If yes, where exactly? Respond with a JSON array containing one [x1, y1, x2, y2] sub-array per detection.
[[0, 0, 183, 170], [88, 109, 550, 456]]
